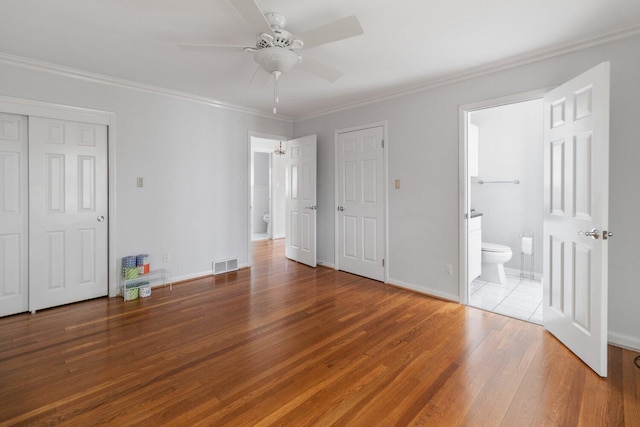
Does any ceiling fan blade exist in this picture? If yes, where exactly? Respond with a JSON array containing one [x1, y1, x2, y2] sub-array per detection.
[[296, 15, 363, 49], [298, 56, 343, 83], [229, 0, 275, 38], [177, 43, 246, 51], [249, 65, 271, 87]]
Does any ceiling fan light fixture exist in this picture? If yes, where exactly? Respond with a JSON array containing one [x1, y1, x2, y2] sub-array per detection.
[[253, 46, 300, 74]]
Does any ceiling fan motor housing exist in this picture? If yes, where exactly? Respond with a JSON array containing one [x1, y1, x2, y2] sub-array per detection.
[[257, 29, 294, 49]]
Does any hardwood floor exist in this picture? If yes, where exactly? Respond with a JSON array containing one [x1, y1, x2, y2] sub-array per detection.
[[1, 239, 639, 426]]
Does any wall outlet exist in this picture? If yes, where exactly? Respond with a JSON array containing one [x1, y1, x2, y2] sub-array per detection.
[[163, 253, 170, 262]]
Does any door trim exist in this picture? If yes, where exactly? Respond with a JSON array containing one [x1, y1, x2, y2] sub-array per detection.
[[0, 95, 118, 299], [334, 121, 389, 282], [457, 89, 548, 304]]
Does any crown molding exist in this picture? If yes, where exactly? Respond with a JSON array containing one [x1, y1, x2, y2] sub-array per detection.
[[295, 22, 640, 121], [2, 21, 639, 124], [0, 52, 294, 123]]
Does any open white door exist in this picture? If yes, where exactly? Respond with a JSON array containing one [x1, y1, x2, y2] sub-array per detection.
[[543, 62, 610, 376], [29, 117, 109, 312], [285, 135, 317, 267]]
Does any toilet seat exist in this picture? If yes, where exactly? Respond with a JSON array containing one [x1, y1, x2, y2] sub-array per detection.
[[482, 242, 511, 253]]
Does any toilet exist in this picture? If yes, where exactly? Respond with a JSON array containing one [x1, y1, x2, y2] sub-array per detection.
[[480, 242, 513, 284], [262, 212, 271, 236]]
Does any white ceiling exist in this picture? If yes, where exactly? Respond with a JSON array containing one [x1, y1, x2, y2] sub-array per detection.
[[2, 0, 640, 119]]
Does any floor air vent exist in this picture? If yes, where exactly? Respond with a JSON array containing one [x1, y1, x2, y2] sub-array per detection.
[[213, 257, 239, 275]]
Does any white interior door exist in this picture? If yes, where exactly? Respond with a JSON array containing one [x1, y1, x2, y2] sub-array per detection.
[[285, 135, 317, 267], [0, 113, 29, 316], [337, 126, 385, 281], [543, 62, 610, 376], [29, 117, 108, 312]]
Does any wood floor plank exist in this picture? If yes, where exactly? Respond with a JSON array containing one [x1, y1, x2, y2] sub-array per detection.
[[0, 238, 638, 426]]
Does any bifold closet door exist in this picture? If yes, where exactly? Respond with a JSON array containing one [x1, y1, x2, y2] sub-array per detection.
[[29, 117, 108, 312], [0, 113, 29, 317]]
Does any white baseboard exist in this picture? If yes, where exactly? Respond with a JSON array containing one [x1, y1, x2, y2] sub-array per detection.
[[170, 263, 249, 284], [387, 278, 459, 302], [171, 270, 213, 283], [608, 331, 640, 352]]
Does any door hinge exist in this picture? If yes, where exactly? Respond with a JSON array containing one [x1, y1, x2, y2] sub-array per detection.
[[382, 259, 385, 267]]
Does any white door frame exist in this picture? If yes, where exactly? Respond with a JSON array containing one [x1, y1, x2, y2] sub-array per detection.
[[457, 89, 548, 303], [247, 131, 288, 267], [0, 95, 119, 298], [334, 121, 389, 282]]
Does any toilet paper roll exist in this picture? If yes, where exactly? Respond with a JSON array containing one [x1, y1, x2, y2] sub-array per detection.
[[521, 237, 533, 255]]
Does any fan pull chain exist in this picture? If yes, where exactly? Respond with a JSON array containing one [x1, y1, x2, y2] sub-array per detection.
[[273, 71, 281, 114]]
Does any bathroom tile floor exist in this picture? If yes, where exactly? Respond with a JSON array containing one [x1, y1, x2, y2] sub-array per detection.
[[469, 273, 543, 324]]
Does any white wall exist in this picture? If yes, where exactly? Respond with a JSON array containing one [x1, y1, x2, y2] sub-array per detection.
[[0, 61, 293, 288], [294, 33, 640, 350], [470, 100, 543, 274]]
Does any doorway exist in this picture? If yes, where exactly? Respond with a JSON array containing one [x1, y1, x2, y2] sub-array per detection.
[[250, 137, 287, 242], [465, 99, 544, 323], [460, 64, 611, 377], [248, 135, 287, 267]]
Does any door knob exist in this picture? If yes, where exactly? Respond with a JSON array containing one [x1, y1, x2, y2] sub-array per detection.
[[97, 215, 105, 222], [577, 228, 599, 239], [337, 206, 344, 211]]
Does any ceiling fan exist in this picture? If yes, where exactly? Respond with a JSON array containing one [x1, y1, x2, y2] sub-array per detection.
[[178, 0, 364, 113]]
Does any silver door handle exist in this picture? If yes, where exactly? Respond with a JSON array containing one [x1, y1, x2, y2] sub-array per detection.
[[337, 206, 344, 211], [577, 228, 599, 239], [97, 215, 105, 222], [305, 205, 317, 210]]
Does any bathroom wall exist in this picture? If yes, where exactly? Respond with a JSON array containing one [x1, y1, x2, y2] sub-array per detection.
[[470, 100, 544, 274], [252, 152, 270, 234]]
